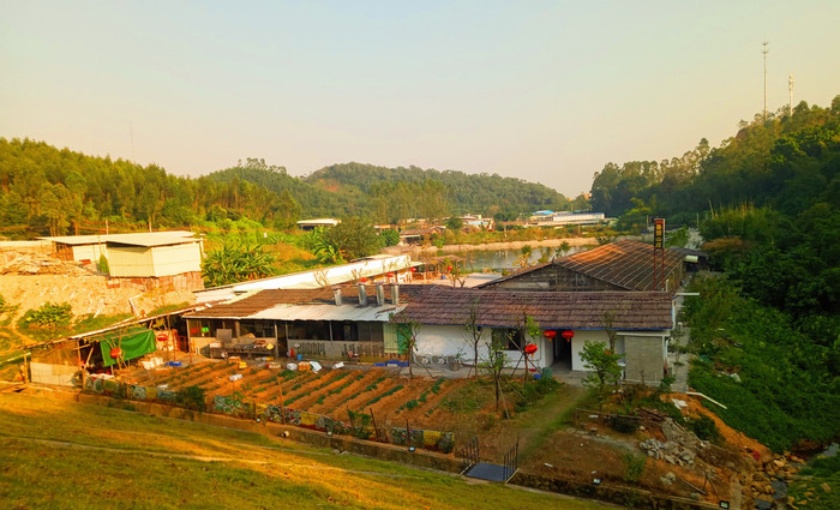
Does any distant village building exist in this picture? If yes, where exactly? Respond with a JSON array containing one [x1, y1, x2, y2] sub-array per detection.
[[460, 214, 493, 230], [296, 218, 340, 231], [528, 210, 607, 226]]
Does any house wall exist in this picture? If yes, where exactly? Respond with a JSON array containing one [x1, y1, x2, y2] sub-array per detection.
[[571, 330, 667, 384], [71, 243, 107, 264], [108, 246, 154, 277], [108, 243, 201, 278], [414, 325, 551, 369], [151, 243, 202, 277], [623, 334, 667, 384], [570, 330, 612, 371], [30, 362, 78, 387], [489, 266, 624, 292]]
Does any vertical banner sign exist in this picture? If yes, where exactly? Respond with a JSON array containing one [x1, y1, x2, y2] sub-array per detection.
[[653, 218, 665, 249]]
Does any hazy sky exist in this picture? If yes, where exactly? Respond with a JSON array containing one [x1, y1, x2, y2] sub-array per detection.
[[2, 1, 839, 197]]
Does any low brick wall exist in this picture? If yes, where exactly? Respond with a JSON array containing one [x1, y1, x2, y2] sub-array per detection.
[[510, 472, 719, 509], [67, 391, 463, 474]]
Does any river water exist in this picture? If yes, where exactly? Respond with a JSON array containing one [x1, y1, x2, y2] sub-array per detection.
[[447, 245, 585, 271]]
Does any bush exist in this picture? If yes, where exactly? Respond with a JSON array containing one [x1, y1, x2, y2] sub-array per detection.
[[177, 386, 207, 412], [20, 302, 73, 329], [688, 414, 720, 442], [623, 452, 646, 483]]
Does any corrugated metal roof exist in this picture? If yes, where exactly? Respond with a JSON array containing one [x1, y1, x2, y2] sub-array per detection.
[[398, 285, 673, 330], [193, 255, 415, 303], [555, 240, 684, 291], [251, 304, 399, 322], [40, 231, 197, 247], [479, 240, 684, 291]]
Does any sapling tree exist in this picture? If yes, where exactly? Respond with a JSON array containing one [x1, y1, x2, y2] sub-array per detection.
[[580, 340, 624, 400]]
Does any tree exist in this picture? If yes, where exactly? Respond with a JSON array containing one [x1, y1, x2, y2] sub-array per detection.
[[580, 340, 623, 399], [324, 217, 382, 261], [463, 298, 483, 378], [445, 216, 464, 231], [390, 312, 420, 380], [482, 332, 510, 417]]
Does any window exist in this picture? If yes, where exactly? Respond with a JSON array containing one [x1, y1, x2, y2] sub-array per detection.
[[492, 328, 524, 351]]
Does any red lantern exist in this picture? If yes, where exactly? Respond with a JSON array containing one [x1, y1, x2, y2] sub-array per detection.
[[543, 330, 557, 339], [410, 267, 417, 272], [524, 344, 538, 355], [561, 330, 575, 342], [110, 347, 123, 359], [387, 272, 394, 277], [360, 277, 367, 283]]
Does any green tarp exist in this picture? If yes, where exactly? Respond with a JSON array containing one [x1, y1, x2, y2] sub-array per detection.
[[100, 328, 156, 367]]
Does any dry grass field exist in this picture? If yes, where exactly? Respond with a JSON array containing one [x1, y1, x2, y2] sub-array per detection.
[[0, 390, 613, 510]]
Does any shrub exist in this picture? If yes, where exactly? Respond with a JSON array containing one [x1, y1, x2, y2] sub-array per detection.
[[178, 386, 207, 412], [20, 302, 73, 329], [688, 414, 720, 442], [623, 452, 646, 483]]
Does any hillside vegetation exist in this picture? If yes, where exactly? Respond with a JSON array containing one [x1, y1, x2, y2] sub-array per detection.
[[592, 97, 840, 457], [0, 142, 576, 239]]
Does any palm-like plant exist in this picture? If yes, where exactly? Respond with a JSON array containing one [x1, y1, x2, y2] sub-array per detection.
[[202, 242, 278, 287]]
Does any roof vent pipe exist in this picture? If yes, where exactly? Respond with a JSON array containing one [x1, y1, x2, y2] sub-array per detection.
[[358, 284, 368, 306], [333, 288, 342, 306], [392, 283, 400, 306], [376, 283, 384, 306]]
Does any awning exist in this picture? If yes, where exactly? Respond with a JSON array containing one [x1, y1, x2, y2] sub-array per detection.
[[100, 328, 156, 367]]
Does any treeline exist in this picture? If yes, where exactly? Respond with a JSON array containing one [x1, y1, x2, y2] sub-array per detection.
[[209, 161, 576, 221], [0, 140, 576, 238], [591, 97, 840, 228]]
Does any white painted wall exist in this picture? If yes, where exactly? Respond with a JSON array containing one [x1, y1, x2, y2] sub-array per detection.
[[71, 243, 107, 263], [109, 242, 201, 277], [151, 243, 202, 276], [414, 324, 551, 369]]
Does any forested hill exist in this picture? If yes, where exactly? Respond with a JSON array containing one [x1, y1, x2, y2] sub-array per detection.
[[206, 161, 573, 221], [590, 96, 840, 227], [0, 140, 574, 238], [303, 162, 571, 220]]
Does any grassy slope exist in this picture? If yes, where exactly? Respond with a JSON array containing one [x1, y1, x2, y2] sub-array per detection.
[[0, 392, 611, 510]]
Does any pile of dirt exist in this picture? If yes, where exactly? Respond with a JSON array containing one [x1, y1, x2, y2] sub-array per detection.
[[1, 252, 95, 277]]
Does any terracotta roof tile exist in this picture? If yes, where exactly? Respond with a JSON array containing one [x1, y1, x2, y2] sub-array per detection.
[[398, 285, 672, 331]]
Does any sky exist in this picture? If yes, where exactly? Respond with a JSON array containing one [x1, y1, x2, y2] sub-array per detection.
[[2, 1, 839, 197]]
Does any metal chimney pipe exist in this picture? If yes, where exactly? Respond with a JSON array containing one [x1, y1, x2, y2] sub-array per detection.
[[358, 284, 368, 306], [376, 283, 384, 306], [333, 288, 342, 306], [392, 283, 399, 306]]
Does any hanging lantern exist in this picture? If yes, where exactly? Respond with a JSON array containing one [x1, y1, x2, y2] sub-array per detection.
[[387, 272, 394, 277], [360, 277, 368, 283], [524, 344, 538, 355], [410, 267, 417, 272], [110, 347, 123, 359], [561, 330, 575, 342], [543, 330, 557, 339]]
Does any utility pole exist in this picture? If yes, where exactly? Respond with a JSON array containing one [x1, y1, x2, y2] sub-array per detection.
[[788, 74, 794, 116], [762, 41, 769, 122]]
